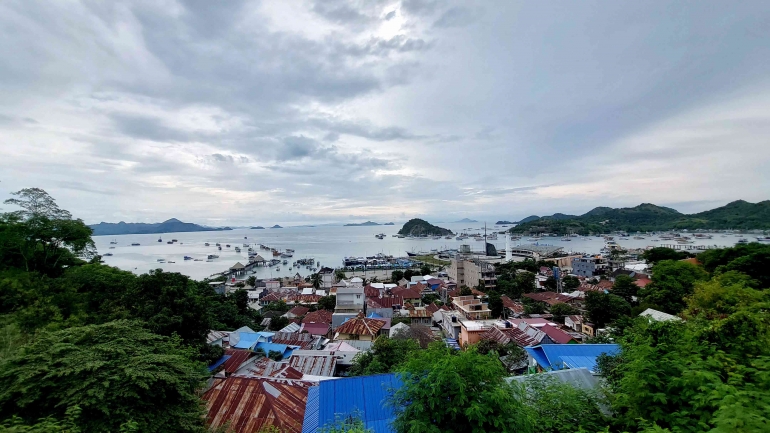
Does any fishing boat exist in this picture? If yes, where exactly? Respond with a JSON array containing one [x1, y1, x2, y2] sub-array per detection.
[[167, 261, 175, 263], [157, 258, 165, 262], [158, 237, 163, 242], [225, 244, 231, 248], [243, 243, 249, 247], [205, 243, 210, 246], [737, 238, 749, 244], [755, 236, 770, 242], [208, 254, 219, 259], [103, 253, 113, 256], [171, 239, 178, 242], [218, 246, 222, 250], [235, 247, 241, 253], [131, 243, 140, 246], [375, 234, 385, 239], [109, 239, 118, 245], [184, 256, 193, 260]]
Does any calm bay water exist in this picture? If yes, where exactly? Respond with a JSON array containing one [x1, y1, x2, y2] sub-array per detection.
[[95, 223, 748, 281]]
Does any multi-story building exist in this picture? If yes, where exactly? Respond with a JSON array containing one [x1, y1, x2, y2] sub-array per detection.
[[451, 295, 491, 320], [448, 255, 497, 289], [571, 256, 607, 277]]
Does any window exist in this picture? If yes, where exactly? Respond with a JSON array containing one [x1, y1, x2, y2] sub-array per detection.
[[356, 294, 361, 299]]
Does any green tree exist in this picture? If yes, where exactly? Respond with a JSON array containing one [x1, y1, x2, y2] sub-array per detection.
[[318, 295, 336, 311], [639, 260, 708, 314], [459, 285, 472, 296], [0, 321, 207, 433], [542, 276, 557, 291], [390, 344, 533, 433], [562, 275, 580, 290], [391, 270, 404, 283], [311, 272, 322, 290], [319, 412, 373, 433], [522, 297, 545, 315], [487, 291, 504, 318], [519, 375, 607, 433], [584, 291, 631, 328], [334, 269, 346, 282], [246, 275, 257, 287], [641, 247, 692, 265], [419, 265, 431, 276], [611, 275, 638, 304], [403, 269, 415, 281], [548, 302, 577, 323], [347, 337, 419, 377], [515, 271, 536, 295]]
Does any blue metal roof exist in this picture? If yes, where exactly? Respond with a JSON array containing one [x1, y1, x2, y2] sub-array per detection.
[[367, 312, 383, 318], [254, 342, 296, 359], [233, 332, 260, 349], [208, 355, 231, 371], [525, 344, 619, 372], [302, 374, 402, 433]]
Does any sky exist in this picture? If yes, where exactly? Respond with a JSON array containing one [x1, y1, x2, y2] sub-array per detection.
[[1, 0, 769, 226]]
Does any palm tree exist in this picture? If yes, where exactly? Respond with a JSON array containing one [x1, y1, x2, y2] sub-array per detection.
[[311, 272, 321, 289]]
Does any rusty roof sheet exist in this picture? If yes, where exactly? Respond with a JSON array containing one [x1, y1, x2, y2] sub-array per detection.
[[302, 310, 333, 324], [479, 326, 538, 348], [523, 291, 574, 306], [207, 330, 229, 344], [261, 292, 283, 302], [286, 294, 322, 304], [240, 358, 306, 380], [224, 349, 257, 374], [271, 332, 315, 349], [367, 296, 402, 309], [301, 322, 330, 336], [364, 285, 381, 298], [204, 376, 311, 433], [288, 354, 337, 377], [408, 309, 431, 318], [286, 306, 310, 316], [539, 324, 577, 344], [335, 317, 385, 337]]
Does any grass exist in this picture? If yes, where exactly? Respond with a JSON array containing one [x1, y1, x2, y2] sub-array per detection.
[[414, 255, 451, 267]]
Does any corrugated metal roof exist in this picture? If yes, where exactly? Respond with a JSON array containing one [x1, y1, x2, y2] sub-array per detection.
[[279, 322, 303, 333], [272, 332, 315, 349], [224, 349, 257, 374], [204, 376, 312, 433], [207, 330, 229, 344], [539, 325, 577, 344], [289, 354, 337, 377], [525, 344, 619, 372], [302, 323, 330, 336], [335, 316, 385, 337], [209, 355, 231, 371], [302, 310, 333, 324], [287, 306, 310, 316], [302, 374, 402, 433], [234, 332, 274, 350], [507, 367, 600, 391]]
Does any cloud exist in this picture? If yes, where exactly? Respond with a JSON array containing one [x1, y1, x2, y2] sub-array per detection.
[[433, 7, 479, 28]]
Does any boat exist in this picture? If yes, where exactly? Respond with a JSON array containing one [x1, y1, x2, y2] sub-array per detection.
[[235, 247, 241, 252], [167, 261, 175, 263], [225, 244, 231, 248], [193, 259, 203, 261], [737, 238, 749, 244], [103, 253, 113, 257], [171, 239, 178, 242], [109, 239, 118, 245], [216, 243, 221, 246], [755, 236, 770, 242], [205, 243, 210, 246], [184, 256, 193, 260], [282, 259, 288, 265], [375, 234, 385, 239], [158, 237, 162, 243], [286, 248, 295, 253], [561, 237, 571, 241], [275, 267, 280, 271], [207, 254, 219, 259], [157, 258, 165, 262], [218, 246, 222, 250], [244, 236, 247, 239], [243, 243, 249, 247], [131, 243, 140, 246]]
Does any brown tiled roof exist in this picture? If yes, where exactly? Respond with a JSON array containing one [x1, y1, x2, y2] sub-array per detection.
[[398, 288, 423, 299], [479, 326, 538, 348], [261, 292, 283, 302], [540, 324, 576, 344], [335, 315, 385, 337], [286, 306, 310, 317], [271, 332, 315, 349], [204, 377, 311, 433], [224, 349, 256, 374], [364, 285, 381, 298], [302, 309, 332, 324], [501, 295, 524, 314], [286, 295, 322, 304], [425, 302, 443, 315], [408, 309, 431, 318], [523, 292, 574, 306], [367, 296, 403, 309]]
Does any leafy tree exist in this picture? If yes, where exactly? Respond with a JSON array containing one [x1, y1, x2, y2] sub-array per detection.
[[231, 289, 250, 313], [641, 247, 692, 265], [245, 276, 256, 287], [319, 412, 373, 433], [474, 340, 527, 372], [487, 291, 504, 318], [264, 300, 289, 313], [268, 316, 289, 331], [459, 285, 472, 296], [0, 321, 207, 433], [611, 275, 638, 304], [522, 297, 545, 315], [421, 293, 440, 306], [267, 350, 284, 361], [334, 269, 346, 282], [403, 269, 415, 281], [519, 375, 607, 433], [639, 260, 708, 314], [419, 265, 431, 276], [542, 276, 557, 291], [391, 270, 404, 283], [347, 337, 419, 376], [584, 291, 631, 328], [311, 272, 322, 289], [562, 275, 580, 290], [318, 295, 336, 311], [515, 271, 536, 294], [390, 344, 534, 433], [548, 302, 577, 323]]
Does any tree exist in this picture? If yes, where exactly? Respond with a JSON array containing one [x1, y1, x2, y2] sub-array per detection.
[[347, 337, 419, 377], [459, 285, 472, 296], [519, 375, 607, 433], [548, 302, 577, 323], [562, 275, 580, 290], [515, 271, 536, 295], [487, 291, 504, 318], [311, 272, 322, 290], [334, 269, 346, 282], [318, 295, 336, 311], [639, 260, 708, 314], [268, 316, 289, 331], [403, 269, 415, 281], [231, 289, 250, 313], [319, 413, 373, 433], [542, 276, 557, 291], [246, 275, 256, 287], [391, 270, 404, 283], [419, 265, 431, 276], [0, 321, 207, 433], [584, 292, 631, 328], [641, 247, 692, 265], [522, 297, 545, 315], [390, 344, 534, 433], [611, 275, 638, 304]]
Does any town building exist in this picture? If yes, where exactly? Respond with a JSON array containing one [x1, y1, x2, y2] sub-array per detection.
[[451, 295, 491, 320]]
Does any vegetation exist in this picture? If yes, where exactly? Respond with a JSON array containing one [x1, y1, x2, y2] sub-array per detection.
[[318, 295, 336, 311], [347, 337, 419, 377], [511, 200, 770, 234], [638, 260, 708, 314], [397, 219, 453, 237], [641, 247, 693, 265], [519, 375, 607, 433]]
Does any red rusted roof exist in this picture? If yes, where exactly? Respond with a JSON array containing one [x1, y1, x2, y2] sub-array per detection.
[[302, 310, 332, 324], [479, 326, 538, 348], [288, 354, 337, 377], [634, 277, 652, 288], [408, 309, 431, 318], [539, 324, 576, 344], [286, 294, 322, 304], [261, 292, 282, 302], [286, 306, 310, 317], [301, 322, 330, 336], [367, 296, 402, 309], [335, 316, 385, 337], [242, 358, 306, 380], [523, 292, 574, 306], [204, 376, 311, 433], [425, 302, 440, 315], [224, 349, 256, 374], [271, 332, 315, 349], [364, 285, 381, 298]]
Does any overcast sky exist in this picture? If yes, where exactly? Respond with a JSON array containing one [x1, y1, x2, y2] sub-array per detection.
[[1, 1, 769, 226]]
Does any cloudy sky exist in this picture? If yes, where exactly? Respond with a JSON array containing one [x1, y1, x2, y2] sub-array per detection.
[[1, 1, 769, 226]]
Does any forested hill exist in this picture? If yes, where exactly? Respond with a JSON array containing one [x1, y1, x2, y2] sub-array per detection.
[[89, 218, 231, 236], [398, 218, 453, 236], [511, 200, 770, 234]]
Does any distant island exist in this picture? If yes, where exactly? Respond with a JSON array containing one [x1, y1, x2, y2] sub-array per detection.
[[496, 220, 514, 225], [398, 219, 453, 237], [511, 200, 770, 235], [250, 226, 265, 229], [270, 225, 283, 229], [89, 218, 232, 236], [344, 221, 380, 227], [384, 222, 395, 225], [454, 218, 478, 223]]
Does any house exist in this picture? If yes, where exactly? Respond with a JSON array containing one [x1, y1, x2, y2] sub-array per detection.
[[397, 277, 409, 286], [302, 322, 331, 337], [207, 330, 228, 347], [366, 296, 402, 318], [405, 307, 432, 325], [459, 319, 495, 347], [564, 315, 583, 332], [335, 287, 364, 311], [334, 313, 385, 342], [452, 295, 491, 320], [302, 309, 332, 325], [259, 292, 283, 306], [571, 256, 607, 277], [501, 295, 524, 317], [366, 313, 391, 336], [318, 267, 335, 289], [265, 280, 281, 290], [389, 322, 410, 338], [271, 331, 316, 349], [439, 310, 464, 340], [524, 344, 620, 373], [581, 323, 596, 337], [479, 326, 538, 348], [204, 376, 312, 433], [302, 374, 403, 433], [283, 306, 310, 319], [639, 308, 682, 322], [392, 286, 423, 306], [233, 332, 275, 350], [539, 324, 578, 344]]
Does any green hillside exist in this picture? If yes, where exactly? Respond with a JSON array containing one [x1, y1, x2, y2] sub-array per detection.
[[398, 219, 453, 236], [511, 201, 770, 234]]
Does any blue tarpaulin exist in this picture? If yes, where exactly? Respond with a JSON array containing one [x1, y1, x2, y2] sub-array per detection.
[[525, 344, 619, 372], [208, 355, 231, 371]]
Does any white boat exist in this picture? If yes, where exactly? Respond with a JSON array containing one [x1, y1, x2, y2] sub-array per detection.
[[756, 236, 770, 242]]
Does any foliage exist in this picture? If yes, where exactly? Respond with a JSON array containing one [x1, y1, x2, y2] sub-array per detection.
[[311, 272, 322, 290], [347, 337, 419, 376], [639, 260, 708, 314], [459, 285, 472, 296], [519, 375, 607, 433], [474, 340, 527, 372], [334, 269, 346, 282], [319, 412, 372, 433], [584, 291, 631, 328], [548, 302, 577, 323], [421, 293, 440, 306], [562, 275, 580, 290], [699, 243, 770, 288], [419, 265, 431, 276], [268, 316, 289, 331], [397, 219, 453, 237], [391, 270, 404, 283], [318, 295, 336, 311], [522, 297, 545, 315], [642, 247, 692, 265], [390, 344, 533, 433], [542, 276, 557, 291], [403, 269, 416, 281], [0, 321, 207, 433], [246, 275, 257, 287], [611, 275, 638, 305], [487, 291, 503, 318]]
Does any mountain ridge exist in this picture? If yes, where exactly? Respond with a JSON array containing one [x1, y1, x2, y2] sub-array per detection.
[[89, 219, 232, 236]]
